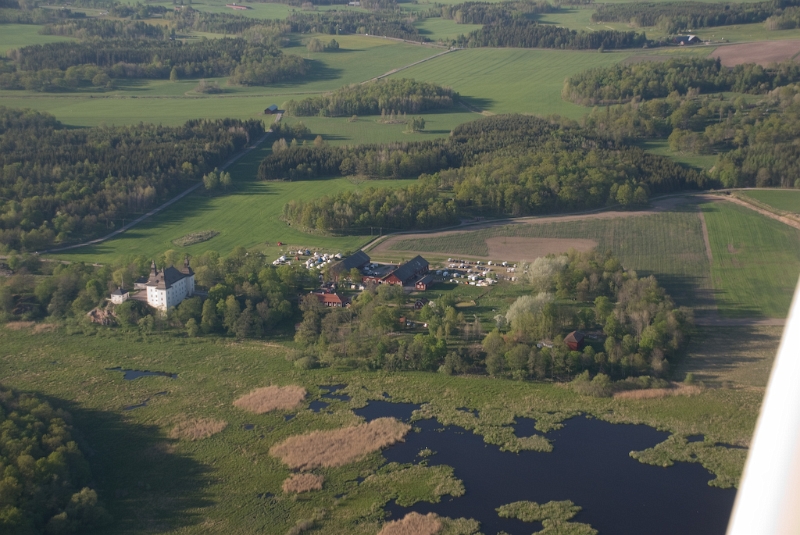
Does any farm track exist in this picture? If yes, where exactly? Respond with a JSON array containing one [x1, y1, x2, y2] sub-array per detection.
[[38, 114, 282, 255], [364, 48, 458, 83]]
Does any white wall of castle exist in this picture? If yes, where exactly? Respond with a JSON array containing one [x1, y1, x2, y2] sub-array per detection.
[[147, 275, 195, 311]]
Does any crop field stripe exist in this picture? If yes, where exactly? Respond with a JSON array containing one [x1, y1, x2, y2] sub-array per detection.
[[701, 202, 800, 318], [740, 189, 800, 214]]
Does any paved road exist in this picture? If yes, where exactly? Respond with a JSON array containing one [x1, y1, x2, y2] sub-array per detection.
[[38, 115, 280, 255]]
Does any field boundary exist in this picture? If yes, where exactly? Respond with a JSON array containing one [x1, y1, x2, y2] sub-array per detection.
[[39, 115, 281, 255], [364, 48, 458, 83]]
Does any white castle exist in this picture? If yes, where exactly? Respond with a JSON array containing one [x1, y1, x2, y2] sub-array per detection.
[[145, 257, 195, 311]]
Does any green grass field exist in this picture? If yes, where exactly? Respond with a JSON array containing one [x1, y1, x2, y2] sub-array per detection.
[[0, 323, 763, 533], [387, 47, 635, 117], [740, 189, 800, 214], [0, 23, 74, 53], [50, 138, 411, 263], [414, 18, 482, 41], [388, 210, 711, 307], [702, 201, 800, 318]]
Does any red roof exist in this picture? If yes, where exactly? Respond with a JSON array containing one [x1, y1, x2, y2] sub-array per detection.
[[316, 293, 344, 305]]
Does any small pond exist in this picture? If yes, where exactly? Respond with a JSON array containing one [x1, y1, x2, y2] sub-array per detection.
[[360, 402, 736, 535], [107, 367, 177, 380], [320, 384, 351, 402]]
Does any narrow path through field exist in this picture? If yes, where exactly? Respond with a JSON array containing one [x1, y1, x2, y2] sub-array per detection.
[[38, 115, 282, 255], [364, 48, 458, 83]]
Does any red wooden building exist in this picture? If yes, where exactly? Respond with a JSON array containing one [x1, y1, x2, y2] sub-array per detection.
[[565, 331, 586, 351], [383, 255, 429, 286]]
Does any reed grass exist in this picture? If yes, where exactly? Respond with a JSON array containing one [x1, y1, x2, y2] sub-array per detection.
[[282, 473, 324, 493], [233, 385, 307, 414], [169, 418, 227, 441], [269, 417, 410, 470], [613, 384, 702, 400], [378, 512, 442, 535]]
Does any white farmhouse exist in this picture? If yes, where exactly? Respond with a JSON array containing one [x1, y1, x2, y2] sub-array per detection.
[[110, 287, 129, 304], [145, 257, 195, 311]]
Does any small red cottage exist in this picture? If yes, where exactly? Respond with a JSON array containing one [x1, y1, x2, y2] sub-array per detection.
[[314, 292, 346, 307], [565, 330, 585, 351]]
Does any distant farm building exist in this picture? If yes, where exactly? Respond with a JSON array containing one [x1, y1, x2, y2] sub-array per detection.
[[314, 292, 347, 307], [226, 3, 251, 9], [415, 274, 435, 291], [330, 250, 371, 280], [383, 255, 429, 286], [674, 35, 700, 45], [565, 331, 586, 351], [264, 104, 279, 114]]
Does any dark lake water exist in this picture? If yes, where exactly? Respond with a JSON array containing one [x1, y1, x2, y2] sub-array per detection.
[[107, 367, 177, 380], [356, 401, 736, 535]]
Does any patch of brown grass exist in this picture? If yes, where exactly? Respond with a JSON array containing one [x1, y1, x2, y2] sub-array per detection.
[[378, 513, 442, 535], [613, 383, 702, 400], [233, 385, 307, 414], [32, 323, 57, 333], [282, 473, 324, 493], [270, 417, 411, 470], [5, 321, 34, 330], [169, 418, 227, 441]]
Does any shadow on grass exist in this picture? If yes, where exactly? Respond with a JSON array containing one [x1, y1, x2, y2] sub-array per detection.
[[39, 394, 212, 533]]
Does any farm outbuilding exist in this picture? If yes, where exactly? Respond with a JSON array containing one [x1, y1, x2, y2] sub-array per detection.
[[330, 250, 370, 281], [674, 35, 700, 45], [415, 274, 435, 291], [314, 292, 346, 307], [383, 255, 429, 286], [565, 331, 586, 351], [264, 104, 279, 114]]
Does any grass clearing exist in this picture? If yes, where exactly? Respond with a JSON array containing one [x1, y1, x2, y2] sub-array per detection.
[[282, 473, 324, 493], [49, 135, 411, 263], [270, 417, 411, 470], [169, 418, 228, 440], [233, 385, 307, 414], [701, 201, 800, 318], [740, 189, 800, 214], [387, 47, 634, 117], [378, 512, 442, 535], [0, 23, 74, 53], [414, 18, 482, 41]]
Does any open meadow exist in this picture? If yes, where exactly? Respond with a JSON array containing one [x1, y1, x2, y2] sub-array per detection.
[[0, 23, 74, 53], [740, 189, 800, 214], [701, 201, 800, 319]]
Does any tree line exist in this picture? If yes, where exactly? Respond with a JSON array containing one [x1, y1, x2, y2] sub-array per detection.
[[0, 107, 263, 252], [273, 114, 702, 231], [449, 20, 649, 50], [562, 57, 800, 105], [284, 78, 457, 117], [0, 385, 111, 534], [591, 0, 789, 33], [2, 38, 308, 90], [440, 0, 556, 25]]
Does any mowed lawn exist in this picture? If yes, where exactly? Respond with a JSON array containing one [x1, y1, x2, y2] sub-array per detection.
[[702, 202, 800, 318], [52, 141, 410, 263], [387, 47, 634, 117], [389, 211, 711, 307], [0, 23, 74, 53], [741, 189, 800, 214]]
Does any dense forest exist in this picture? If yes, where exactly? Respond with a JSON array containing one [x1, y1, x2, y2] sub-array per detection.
[[40, 17, 168, 39], [591, 1, 783, 33], [2, 39, 307, 90], [563, 58, 800, 105], [0, 107, 263, 251], [285, 79, 457, 117], [440, 0, 556, 25], [450, 20, 649, 49], [276, 114, 702, 231], [0, 386, 110, 534]]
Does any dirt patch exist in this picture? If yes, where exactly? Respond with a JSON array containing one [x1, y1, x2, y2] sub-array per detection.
[[698, 212, 713, 263], [613, 383, 702, 400], [169, 418, 228, 441], [379, 512, 442, 535], [282, 473, 324, 493], [712, 40, 800, 67], [233, 385, 307, 414], [486, 237, 597, 262], [727, 243, 740, 254], [4, 321, 35, 330], [269, 417, 411, 470], [32, 323, 57, 333]]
